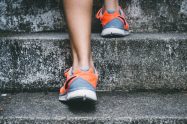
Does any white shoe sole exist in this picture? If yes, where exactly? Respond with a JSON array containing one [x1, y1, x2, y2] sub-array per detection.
[[101, 28, 130, 37], [59, 89, 97, 102]]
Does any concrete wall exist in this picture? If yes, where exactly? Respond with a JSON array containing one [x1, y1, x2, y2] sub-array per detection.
[[0, 0, 187, 33]]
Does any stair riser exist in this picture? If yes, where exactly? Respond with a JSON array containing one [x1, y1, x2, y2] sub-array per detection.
[[0, 0, 187, 33], [0, 35, 187, 92]]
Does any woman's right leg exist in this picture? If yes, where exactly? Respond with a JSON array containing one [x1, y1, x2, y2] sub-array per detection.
[[63, 0, 94, 69], [59, 0, 98, 102]]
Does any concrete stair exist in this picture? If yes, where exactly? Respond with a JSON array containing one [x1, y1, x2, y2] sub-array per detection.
[[0, 0, 187, 123], [0, 0, 187, 33], [0, 92, 187, 124], [0, 33, 187, 92], [0, 33, 186, 123]]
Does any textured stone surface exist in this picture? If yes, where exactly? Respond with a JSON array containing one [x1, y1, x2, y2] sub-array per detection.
[[0, 33, 187, 92], [0, 92, 187, 124], [0, 0, 102, 33], [0, 0, 187, 33]]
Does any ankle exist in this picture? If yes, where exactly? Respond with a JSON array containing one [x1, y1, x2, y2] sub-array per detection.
[[72, 62, 90, 70], [104, 0, 119, 12]]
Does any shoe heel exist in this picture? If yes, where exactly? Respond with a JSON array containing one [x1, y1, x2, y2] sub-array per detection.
[[67, 89, 97, 101]]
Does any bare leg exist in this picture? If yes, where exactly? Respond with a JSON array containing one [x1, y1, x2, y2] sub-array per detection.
[[63, 0, 94, 69]]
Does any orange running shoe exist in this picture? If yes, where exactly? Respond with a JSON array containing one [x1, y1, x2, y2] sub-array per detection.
[[59, 67, 98, 102], [96, 6, 129, 37]]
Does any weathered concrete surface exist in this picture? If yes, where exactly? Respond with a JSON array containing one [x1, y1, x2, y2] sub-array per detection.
[[0, 0, 102, 33], [0, 33, 187, 92], [0, 0, 187, 33], [0, 92, 187, 124]]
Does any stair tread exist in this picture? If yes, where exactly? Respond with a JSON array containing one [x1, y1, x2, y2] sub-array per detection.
[[1, 33, 187, 40], [0, 92, 187, 123]]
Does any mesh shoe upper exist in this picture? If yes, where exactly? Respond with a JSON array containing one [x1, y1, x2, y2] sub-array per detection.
[[59, 67, 98, 95], [96, 6, 129, 31]]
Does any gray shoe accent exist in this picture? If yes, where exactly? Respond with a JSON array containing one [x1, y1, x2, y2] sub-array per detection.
[[69, 78, 95, 92]]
